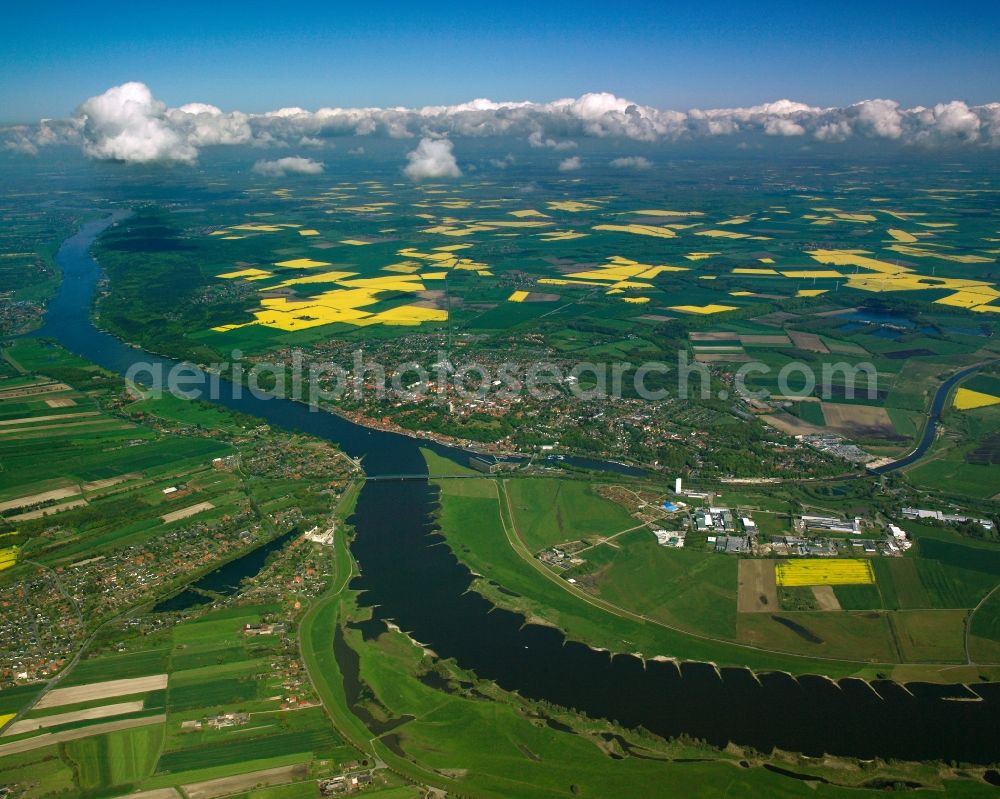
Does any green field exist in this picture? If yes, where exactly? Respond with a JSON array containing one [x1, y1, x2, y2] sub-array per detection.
[[62, 649, 170, 687], [63, 724, 165, 791], [833, 583, 884, 610], [576, 529, 740, 639], [157, 728, 340, 773], [504, 478, 637, 551]]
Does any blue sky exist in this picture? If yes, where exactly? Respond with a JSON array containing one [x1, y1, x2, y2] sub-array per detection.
[[2, 0, 998, 122]]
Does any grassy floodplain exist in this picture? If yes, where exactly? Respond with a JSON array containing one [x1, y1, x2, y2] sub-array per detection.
[[421, 450, 1000, 683]]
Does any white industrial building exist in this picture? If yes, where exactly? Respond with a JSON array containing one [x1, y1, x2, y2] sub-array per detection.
[[901, 508, 994, 531]]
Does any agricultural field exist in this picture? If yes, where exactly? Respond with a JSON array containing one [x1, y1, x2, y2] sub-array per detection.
[[53, 156, 1000, 477], [430, 471, 877, 675], [0, 600, 365, 797], [88, 159, 1000, 400], [775, 559, 875, 587], [0, 340, 235, 530], [0, 331, 358, 737]]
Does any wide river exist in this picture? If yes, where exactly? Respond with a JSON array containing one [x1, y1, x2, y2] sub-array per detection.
[[34, 213, 1000, 764]]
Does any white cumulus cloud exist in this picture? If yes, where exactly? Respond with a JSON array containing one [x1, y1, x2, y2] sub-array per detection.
[[764, 118, 806, 137], [4, 82, 1000, 163], [815, 120, 853, 142], [252, 156, 325, 176], [914, 101, 981, 143], [1, 126, 40, 155], [853, 99, 903, 139], [404, 137, 461, 179], [168, 103, 252, 147], [528, 131, 577, 150], [76, 82, 198, 164], [609, 155, 652, 168], [558, 156, 582, 172]]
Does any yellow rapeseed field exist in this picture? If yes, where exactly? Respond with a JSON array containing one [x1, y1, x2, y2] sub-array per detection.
[[0, 546, 18, 571], [669, 304, 738, 315], [593, 224, 677, 239], [780, 270, 843, 279], [538, 230, 589, 241], [509, 209, 549, 218], [216, 268, 273, 280], [775, 559, 875, 587], [274, 258, 333, 269], [953, 388, 1000, 411], [564, 256, 687, 284], [696, 229, 753, 239]]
